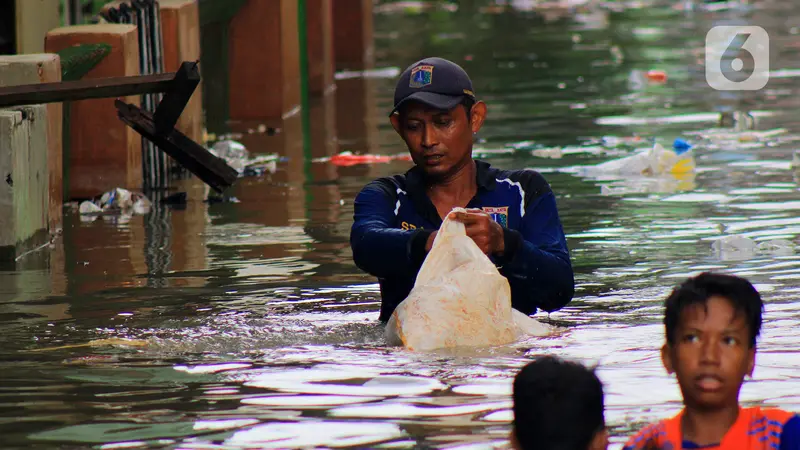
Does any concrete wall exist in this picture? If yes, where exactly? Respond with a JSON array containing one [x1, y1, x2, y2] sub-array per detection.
[[0, 106, 50, 260], [0, 54, 63, 229], [14, 0, 62, 55]]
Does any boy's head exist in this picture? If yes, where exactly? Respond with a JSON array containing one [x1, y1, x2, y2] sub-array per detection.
[[512, 355, 607, 450], [661, 272, 763, 412]]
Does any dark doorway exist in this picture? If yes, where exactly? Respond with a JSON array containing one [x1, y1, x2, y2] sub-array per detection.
[[0, 0, 15, 55]]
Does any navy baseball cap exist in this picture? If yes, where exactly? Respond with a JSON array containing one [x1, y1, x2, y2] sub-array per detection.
[[390, 57, 476, 116]]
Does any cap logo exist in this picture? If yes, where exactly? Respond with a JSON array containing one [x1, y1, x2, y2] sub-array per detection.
[[409, 65, 433, 88]]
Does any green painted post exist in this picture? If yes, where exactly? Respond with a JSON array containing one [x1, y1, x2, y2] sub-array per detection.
[[298, 0, 315, 219], [298, 0, 312, 160]]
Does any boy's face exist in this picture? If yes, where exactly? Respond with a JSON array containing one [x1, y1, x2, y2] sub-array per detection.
[[661, 295, 755, 411]]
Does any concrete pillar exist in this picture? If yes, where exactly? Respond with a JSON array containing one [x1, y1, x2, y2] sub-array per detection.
[[14, 0, 61, 55], [308, 95, 342, 226], [167, 176, 209, 288], [229, 114, 305, 228], [0, 54, 63, 230], [228, 0, 301, 121], [160, 0, 204, 143], [307, 0, 335, 96], [334, 76, 378, 154], [45, 24, 143, 200], [0, 106, 50, 261], [332, 0, 375, 71]]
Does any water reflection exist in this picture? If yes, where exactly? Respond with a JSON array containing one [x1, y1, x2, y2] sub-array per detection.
[[2, 1, 800, 449]]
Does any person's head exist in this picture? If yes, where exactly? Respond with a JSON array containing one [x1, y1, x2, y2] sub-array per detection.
[[661, 272, 763, 412], [512, 355, 608, 450], [389, 57, 487, 180]]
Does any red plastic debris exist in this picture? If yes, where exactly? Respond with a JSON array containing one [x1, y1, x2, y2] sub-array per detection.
[[646, 70, 667, 83], [329, 152, 412, 167]]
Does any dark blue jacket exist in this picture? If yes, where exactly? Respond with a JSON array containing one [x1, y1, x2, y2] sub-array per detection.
[[350, 160, 574, 322]]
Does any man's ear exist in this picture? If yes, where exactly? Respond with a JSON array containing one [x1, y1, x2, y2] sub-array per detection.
[[509, 428, 521, 450], [747, 344, 756, 377], [390, 113, 402, 135], [661, 343, 675, 375], [590, 428, 609, 450], [470, 101, 487, 134]]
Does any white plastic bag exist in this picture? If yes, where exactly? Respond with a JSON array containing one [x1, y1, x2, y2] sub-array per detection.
[[588, 143, 695, 176], [385, 207, 554, 351]]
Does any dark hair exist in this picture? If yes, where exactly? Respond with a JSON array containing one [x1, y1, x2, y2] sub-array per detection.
[[461, 96, 476, 114], [664, 272, 763, 347], [513, 355, 605, 450]]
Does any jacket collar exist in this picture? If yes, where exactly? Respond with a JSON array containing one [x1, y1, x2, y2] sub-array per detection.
[[403, 159, 496, 227], [404, 159, 496, 193]]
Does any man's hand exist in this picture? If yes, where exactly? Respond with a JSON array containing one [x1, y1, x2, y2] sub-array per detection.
[[450, 208, 505, 256], [425, 230, 438, 252]]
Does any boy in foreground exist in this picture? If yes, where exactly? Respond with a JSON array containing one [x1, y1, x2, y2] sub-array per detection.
[[624, 272, 800, 450], [512, 355, 608, 450]]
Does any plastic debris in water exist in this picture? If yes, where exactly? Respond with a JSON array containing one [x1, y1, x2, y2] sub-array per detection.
[[531, 147, 564, 159], [78, 187, 152, 220], [601, 135, 645, 148], [210, 140, 249, 173], [209, 140, 282, 177], [600, 174, 697, 196], [78, 201, 102, 215], [712, 235, 795, 260], [472, 147, 516, 158], [673, 138, 693, 154], [646, 70, 668, 83], [322, 151, 412, 167], [792, 151, 800, 170], [583, 142, 696, 177], [712, 235, 757, 253]]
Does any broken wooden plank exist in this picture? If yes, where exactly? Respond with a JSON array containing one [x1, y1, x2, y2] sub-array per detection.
[[115, 99, 238, 193], [153, 61, 200, 134], [0, 71, 175, 108]]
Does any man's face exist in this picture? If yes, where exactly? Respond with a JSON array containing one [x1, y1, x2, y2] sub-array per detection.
[[662, 295, 755, 412], [390, 100, 486, 179]]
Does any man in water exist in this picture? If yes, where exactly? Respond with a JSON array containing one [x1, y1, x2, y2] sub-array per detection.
[[349, 57, 574, 322]]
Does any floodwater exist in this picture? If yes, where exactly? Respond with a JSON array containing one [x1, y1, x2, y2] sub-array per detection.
[[3, 1, 800, 448]]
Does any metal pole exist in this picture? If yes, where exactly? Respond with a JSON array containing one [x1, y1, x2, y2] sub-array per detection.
[[130, 0, 152, 191], [149, 0, 170, 184]]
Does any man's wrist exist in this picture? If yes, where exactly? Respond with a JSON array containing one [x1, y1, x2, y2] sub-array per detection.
[[409, 229, 434, 266], [492, 222, 506, 255], [497, 227, 523, 264]]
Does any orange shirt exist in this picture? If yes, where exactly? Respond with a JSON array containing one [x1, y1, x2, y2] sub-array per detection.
[[623, 407, 800, 450]]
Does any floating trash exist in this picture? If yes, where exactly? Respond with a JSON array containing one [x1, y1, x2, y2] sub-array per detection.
[[531, 147, 564, 159], [334, 67, 402, 80], [711, 235, 795, 261], [78, 187, 152, 222], [673, 138, 692, 153], [599, 173, 697, 196], [315, 151, 412, 167], [581, 142, 696, 177], [472, 147, 517, 158], [601, 135, 646, 148], [210, 140, 249, 173], [646, 69, 667, 83], [209, 140, 281, 176], [686, 128, 788, 143], [374, 1, 458, 14]]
